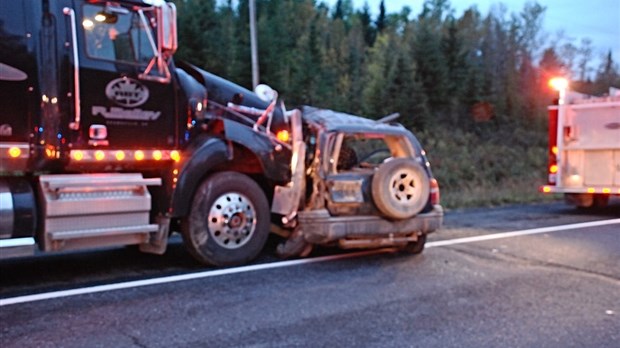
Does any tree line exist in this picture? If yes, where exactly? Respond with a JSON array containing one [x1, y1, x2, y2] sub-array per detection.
[[173, 0, 618, 130], [172, 0, 620, 206]]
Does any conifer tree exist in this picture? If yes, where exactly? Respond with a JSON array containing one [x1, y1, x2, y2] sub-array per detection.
[[594, 51, 620, 94], [376, 0, 386, 33]]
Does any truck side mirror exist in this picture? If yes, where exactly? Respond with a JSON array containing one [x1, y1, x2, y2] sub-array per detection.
[[159, 3, 178, 53]]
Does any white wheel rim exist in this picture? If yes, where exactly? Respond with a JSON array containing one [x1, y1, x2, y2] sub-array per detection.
[[389, 170, 422, 208]]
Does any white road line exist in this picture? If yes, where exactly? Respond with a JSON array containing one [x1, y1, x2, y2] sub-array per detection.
[[0, 249, 386, 307], [426, 218, 620, 248], [1, 218, 619, 307]]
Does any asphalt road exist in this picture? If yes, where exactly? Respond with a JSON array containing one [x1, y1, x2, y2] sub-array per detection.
[[1, 200, 619, 347]]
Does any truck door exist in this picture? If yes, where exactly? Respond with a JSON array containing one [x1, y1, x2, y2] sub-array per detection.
[[0, 1, 32, 143], [67, 1, 177, 150]]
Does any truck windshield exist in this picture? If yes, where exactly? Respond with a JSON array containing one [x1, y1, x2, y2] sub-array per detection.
[[82, 4, 155, 64]]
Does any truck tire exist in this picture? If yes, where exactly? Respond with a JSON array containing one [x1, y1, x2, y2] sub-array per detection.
[[182, 172, 270, 266], [593, 194, 609, 208], [371, 158, 430, 220], [565, 193, 608, 209]]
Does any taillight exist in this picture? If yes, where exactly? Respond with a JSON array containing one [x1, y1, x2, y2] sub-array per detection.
[[430, 178, 440, 205]]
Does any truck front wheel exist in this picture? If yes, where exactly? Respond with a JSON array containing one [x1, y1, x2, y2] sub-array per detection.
[[182, 172, 270, 266]]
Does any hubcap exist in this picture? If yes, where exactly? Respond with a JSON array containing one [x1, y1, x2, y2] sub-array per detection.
[[207, 193, 256, 249]]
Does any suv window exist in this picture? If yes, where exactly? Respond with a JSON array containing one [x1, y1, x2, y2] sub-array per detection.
[[337, 136, 389, 171], [334, 133, 415, 172]]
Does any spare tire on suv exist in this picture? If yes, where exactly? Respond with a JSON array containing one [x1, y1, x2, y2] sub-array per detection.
[[371, 158, 430, 219]]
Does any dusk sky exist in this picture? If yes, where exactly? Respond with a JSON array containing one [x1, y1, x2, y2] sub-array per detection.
[[327, 0, 620, 71]]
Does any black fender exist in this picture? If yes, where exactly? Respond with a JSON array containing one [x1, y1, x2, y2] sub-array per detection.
[[171, 136, 230, 217], [171, 122, 292, 217], [222, 119, 292, 183]]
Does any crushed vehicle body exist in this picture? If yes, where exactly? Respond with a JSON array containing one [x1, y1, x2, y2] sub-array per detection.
[[274, 107, 443, 257]]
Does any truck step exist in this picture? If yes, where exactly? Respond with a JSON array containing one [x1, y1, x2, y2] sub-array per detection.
[[49, 225, 158, 241], [0, 237, 36, 259]]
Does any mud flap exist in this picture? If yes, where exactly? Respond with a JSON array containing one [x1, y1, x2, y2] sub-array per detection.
[[140, 216, 170, 255]]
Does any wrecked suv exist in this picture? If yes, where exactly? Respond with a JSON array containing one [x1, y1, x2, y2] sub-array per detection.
[[275, 106, 443, 257]]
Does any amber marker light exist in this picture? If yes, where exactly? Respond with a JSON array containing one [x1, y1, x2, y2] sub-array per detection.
[[551, 146, 558, 155], [72, 150, 84, 161], [276, 130, 290, 142], [549, 164, 558, 174], [94, 150, 105, 161], [115, 150, 125, 161], [587, 188, 595, 193], [8, 147, 21, 158], [542, 186, 552, 193], [153, 150, 163, 161], [170, 150, 181, 162], [602, 188, 611, 194], [134, 150, 145, 161]]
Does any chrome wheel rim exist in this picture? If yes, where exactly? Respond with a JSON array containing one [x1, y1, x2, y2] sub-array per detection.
[[207, 193, 256, 249]]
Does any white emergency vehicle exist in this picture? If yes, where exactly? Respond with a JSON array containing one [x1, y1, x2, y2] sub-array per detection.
[[541, 78, 620, 207]]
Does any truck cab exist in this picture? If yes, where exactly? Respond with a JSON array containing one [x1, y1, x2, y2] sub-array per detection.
[[1, 0, 292, 265]]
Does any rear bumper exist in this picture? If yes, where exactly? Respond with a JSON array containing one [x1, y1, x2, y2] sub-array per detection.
[[298, 205, 443, 244]]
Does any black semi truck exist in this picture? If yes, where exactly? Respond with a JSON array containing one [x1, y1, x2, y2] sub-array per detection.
[[1, 0, 297, 266], [1, 0, 442, 267]]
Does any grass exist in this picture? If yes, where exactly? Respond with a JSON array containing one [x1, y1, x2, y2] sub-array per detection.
[[417, 126, 552, 209], [439, 176, 557, 209]]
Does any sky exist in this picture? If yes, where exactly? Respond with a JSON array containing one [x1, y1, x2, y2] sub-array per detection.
[[328, 0, 620, 71]]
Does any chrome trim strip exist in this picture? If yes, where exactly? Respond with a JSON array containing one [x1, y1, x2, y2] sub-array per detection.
[[0, 181, 14, 237], [63, 7, 81, 130], [0, 238, 35, 248]]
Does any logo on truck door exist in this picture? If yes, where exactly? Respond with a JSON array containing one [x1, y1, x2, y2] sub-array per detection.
[[92, 77, 161, 122], [105, 77, 149, 107]]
